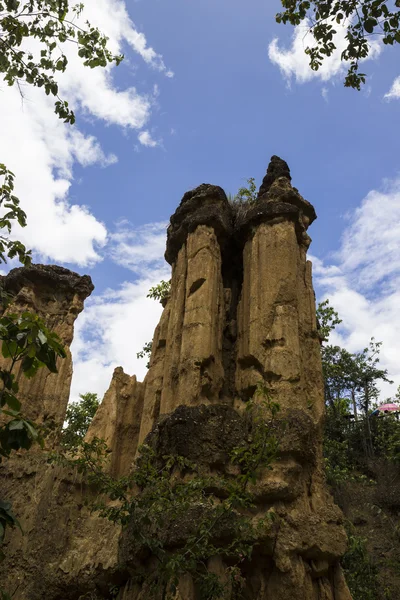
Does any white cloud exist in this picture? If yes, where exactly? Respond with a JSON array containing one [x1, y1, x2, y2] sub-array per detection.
[[337, 180, 400, 291], [312, 178, 400, 398], [0, 0, 171, 265], [70, 243, 170, 403], [269, 19, 381, 85], [51, 0, 173, 131], [79, 0, 173, 76], [109, 221, 168, 273], [384, 76, 400, 100], [138, 130, 160, 147], [0, 86, 109, 265], [70, 278, 166, 403]]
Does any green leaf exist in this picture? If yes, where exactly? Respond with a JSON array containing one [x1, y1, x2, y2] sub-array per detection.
[[23, 420, 38, 441], [8, 420, 24, 431], [3, 393, 20, 412], [37, 330, 47, 345], [21, 355, 35, 376], [364, 19, 377, 33], [1, 409, 19, 418]]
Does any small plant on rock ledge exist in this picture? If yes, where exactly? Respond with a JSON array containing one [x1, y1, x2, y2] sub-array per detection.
[[136, 279, 171, 369], [228, 177, 259, 225], [147, 280, 171, 304], [136, 341, 153, 369], [228, 178, 257, 206], [56, 383, 283, 599]]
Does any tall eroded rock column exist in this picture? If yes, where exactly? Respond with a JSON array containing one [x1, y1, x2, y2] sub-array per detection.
[[2, 158, 352, 600], [235, 156, 320, 411], [138, 185, 231, 443], [0, 264, 94, 429], [0, 265, 101, 600], [116, 157, 351, 600]]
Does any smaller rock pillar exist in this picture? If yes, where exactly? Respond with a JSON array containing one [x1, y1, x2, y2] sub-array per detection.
[[85, 367, 144, 476], [0, 265, 94, 430]]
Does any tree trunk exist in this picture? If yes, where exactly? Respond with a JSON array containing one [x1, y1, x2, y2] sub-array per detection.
[[364, 382, 374, 457], [351, 388, 358, 421]]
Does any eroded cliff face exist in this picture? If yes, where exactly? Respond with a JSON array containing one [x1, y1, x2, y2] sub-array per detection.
[[0, 266, 101, 599], [2, 157, 352, 600]]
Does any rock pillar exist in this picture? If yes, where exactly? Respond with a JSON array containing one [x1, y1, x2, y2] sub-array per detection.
[[115, 157, 352, 599], [85, 367, 144, 477], [0, 264, 94, 430], [2, 158, 352, 600], [138, 185, 231, 443]]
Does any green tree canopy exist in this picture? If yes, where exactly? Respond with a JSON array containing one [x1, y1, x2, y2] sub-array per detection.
[[0, 0, 123, 123], [61, 392, 99, 451], [276, 0, 400, 89]]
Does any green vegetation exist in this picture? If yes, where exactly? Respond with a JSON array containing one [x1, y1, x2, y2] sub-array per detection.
[[0, 168, 66, 571], [0, 312, 66, 458], [0, 165, 31, 267], [147, 280, 171, 304], [136, 281, 171, 368], [0, 4, 123, 566], [136, 341, 153, 368], [0, 3, 121, 575], [234, 177, 257, 204], [0, 125, 70, 598], [0, 3, 124, 569], [318, 300, 400, 598], [276, 0, 400, 90], [228, 177, 257, 205], [0, 309, 66, 594], [61, 392, 99, 451], [342, 526, 380, 600], [0, 310, 66, 591], [0, 0, 123, 124]]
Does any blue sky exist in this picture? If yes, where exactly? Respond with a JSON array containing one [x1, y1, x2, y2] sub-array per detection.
[[1, 0, 400, 402]]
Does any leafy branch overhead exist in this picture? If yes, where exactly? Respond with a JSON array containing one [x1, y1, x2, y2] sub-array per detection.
[[0, 0, 124, 123], [0, 165, 31, 267], [276, 0, 400, 89]]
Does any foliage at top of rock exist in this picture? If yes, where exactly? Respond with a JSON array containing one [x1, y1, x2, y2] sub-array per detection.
[[165, 155, 317, 265]]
